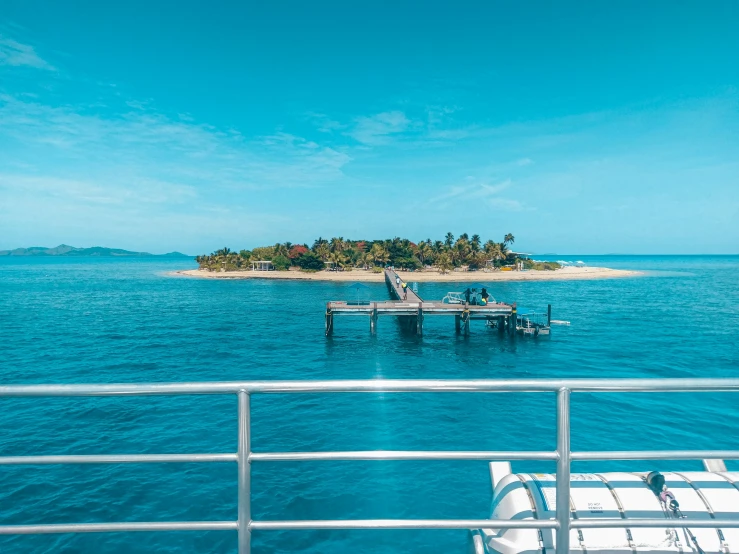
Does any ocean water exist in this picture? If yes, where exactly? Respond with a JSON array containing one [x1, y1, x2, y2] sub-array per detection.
[[0, 255, 738, 553]]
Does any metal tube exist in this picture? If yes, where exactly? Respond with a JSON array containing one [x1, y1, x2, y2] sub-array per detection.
[[0, 521, 238, 534], [0, 453, 237, 465], [2, 378, 739, 396], [572, 519, 739, 529], [245, 378, 739, 393], [556, 388, 571, 554], [250, 519, 560, 530], [572, 450, 739, 461], [249, 450, 558, 462], [237, 391, 251, 554]]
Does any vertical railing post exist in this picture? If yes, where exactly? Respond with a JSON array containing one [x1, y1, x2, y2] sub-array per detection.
[[556, 387, 571, 554], [238, 391, 251, 554]]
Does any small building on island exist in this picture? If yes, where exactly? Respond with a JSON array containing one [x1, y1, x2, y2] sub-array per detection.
[[251, 260, 273, 271]]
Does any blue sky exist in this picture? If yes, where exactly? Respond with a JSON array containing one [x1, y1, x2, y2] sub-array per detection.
[[1, 1, 738, 254]]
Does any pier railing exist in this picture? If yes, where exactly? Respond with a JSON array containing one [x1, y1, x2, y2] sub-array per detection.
[[2, 379, 739, 553]]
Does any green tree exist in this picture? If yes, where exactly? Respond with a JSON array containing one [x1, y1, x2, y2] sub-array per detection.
[[452, 238, 470, 266], [328, 250, 349, 269], [251, 246, 276, 260], [503, 233, 515, 246], [484, 241, 504, 267], [468, 251, 488, 270], [272, 254, 291, 271], [369, 243, 390, 266], [436, 253, 453, 274], [296, 252, 324, 270], [417, 241, 431, 265], [444, 232, 454, 248], [273, 243, 289, 258]]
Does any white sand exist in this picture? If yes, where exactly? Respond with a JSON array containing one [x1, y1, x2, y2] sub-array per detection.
[[173, 265, 640, 282]]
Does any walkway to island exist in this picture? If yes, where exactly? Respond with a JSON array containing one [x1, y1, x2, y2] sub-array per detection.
[[325, 268, 515, 336]]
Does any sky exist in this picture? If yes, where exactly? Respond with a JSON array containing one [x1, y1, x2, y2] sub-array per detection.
[[1, 1, 738, 254]]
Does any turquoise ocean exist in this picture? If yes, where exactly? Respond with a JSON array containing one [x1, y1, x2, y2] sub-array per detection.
[[1, 255, 738, 553]]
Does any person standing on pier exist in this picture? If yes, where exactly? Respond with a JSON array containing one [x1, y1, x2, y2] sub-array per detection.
[[402, 281, 408, 300], [395, 275, 400, 288]]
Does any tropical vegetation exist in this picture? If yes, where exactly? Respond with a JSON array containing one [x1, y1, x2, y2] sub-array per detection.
[[195, 233, 559, 273]]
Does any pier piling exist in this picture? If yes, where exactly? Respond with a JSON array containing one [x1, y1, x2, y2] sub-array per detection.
[[509, 304, 517, 336], [417, 306, 424, 336], [325, 304, 333, 337]]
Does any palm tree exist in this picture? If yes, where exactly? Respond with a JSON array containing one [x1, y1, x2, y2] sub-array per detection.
[[471, 234, 481, 252], [314, 243, 330, 261], [369, 243, 390, 266], [356, 252, 373, 269], [468, 251, 488, 270], [452, 238, 470, 266], [499, 241, 510, 260], [503, 233, 515, 246], [328, 250, 348, 269], [484, 240, 504, 267], [214, 247, 231, 257], [444, 232, 454, 248], [329, 237, 344, 253], [273, 243, 289, 257], [417, 241, 431, 265], [459, 232, 469, 242], [436, 253, 453, 274]]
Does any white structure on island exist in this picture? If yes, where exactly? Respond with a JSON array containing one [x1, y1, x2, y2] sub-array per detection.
[[251, 260, 273, 271]]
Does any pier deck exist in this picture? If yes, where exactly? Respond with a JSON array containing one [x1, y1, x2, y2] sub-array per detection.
[[325, 268, 514, 336]]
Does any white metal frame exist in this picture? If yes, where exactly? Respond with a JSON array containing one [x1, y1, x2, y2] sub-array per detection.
[[2, 379, 739, 553]]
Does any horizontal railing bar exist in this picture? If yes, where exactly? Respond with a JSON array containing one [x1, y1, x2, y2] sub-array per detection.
[[250, 451, 558, 461], [5, 518, 739, 535], [572, 451, 739, 461], [0, 453, 237, 465], [2, 378, 739, 397], [572, 519, 739, 529], [0, 521, 238, 535], [250, 519, 559, 530], [8, 449, 732, 465]]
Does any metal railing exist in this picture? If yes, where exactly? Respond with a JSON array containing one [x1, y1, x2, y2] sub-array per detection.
[[2, 378, 739, 553]]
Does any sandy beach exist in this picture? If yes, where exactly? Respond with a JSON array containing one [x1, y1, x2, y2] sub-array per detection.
[[173, 266, 640, 282]]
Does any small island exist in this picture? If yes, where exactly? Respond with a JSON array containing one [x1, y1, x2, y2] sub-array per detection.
[[178, 233, 638, 282]]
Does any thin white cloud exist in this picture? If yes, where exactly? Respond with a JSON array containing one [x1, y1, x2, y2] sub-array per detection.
[[0, 88, 357, 253], [487, 198, 528, 211], [306, 112, 345, 134], [427, 179, 512, 205], [0, 36, 54, 70], [348, 111, 409, 145], [0, 93, 352, 192], [424, 179, 528, 212]]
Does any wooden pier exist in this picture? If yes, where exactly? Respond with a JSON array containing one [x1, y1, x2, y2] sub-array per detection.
[[325, 269, 516, 336]]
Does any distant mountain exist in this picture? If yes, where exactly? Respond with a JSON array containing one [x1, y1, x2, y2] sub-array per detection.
[[0, 244, 190, 257]]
